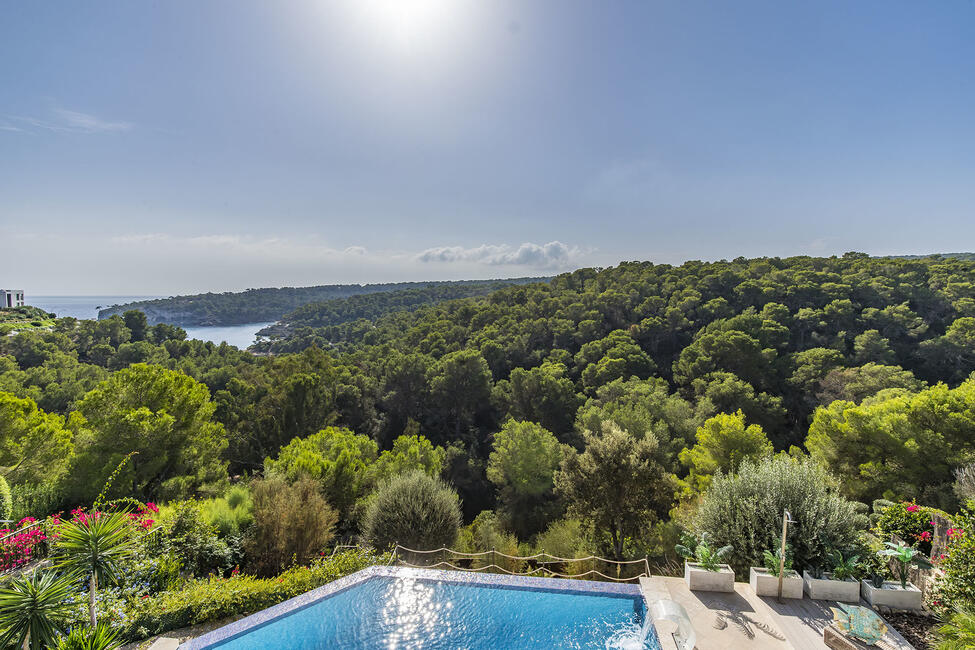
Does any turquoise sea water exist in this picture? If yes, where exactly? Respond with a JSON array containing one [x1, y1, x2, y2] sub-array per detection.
[[28, 296, 269, 349], [208, 576, 658, 649]]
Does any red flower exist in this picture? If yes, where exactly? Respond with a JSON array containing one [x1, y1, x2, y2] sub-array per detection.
[[906, 504, 919, 513]]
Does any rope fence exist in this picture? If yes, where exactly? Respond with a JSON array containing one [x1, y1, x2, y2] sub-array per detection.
[[381, 544, 651, 583]]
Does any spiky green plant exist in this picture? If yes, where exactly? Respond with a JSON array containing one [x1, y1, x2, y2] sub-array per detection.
[[0, 571, 74, 650], [762, 546, 793, 577], [54, 511, 136, 627], [827, 549, 860, 581], [676, 532, 732, 572], [934, 607, 975, 650], [56, 622, 123, 650], [877, 541, 932, 589]]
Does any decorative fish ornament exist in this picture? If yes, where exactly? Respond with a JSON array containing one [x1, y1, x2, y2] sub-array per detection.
[[830, 603, 888, 645]]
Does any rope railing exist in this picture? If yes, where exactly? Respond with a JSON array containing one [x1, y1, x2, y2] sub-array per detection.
[[387, 544, 651, 583]]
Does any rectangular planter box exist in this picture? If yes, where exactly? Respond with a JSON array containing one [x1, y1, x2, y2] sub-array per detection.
[[860, 580, 923, 610], [803, 570, 860, 602], [749, 567, 803, 599], [684, 561, 735, 592]]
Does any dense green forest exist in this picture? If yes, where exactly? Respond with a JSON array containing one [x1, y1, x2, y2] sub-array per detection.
[[97, 277, 543, 326], [4, 253, 975, 644], [6, 253, 975, 516], [254, 280, 541, 351]]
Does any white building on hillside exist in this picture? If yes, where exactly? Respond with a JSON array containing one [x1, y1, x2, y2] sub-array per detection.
[[0, 290, 25, 308]]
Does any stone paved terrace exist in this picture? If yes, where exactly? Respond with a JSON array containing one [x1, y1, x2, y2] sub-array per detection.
[[641, 576, 916, 650]]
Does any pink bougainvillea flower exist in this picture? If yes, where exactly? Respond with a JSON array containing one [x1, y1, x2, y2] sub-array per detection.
[[906, 504, 919, 512]]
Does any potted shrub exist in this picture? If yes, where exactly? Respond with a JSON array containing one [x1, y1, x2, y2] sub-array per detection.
[[750, 547, 803, 598], [803, 549, 861, 602], [860, 542, 930, 610], [676, 533, 735, 592]]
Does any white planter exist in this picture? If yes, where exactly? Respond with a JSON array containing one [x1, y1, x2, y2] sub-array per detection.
[[749, 567, 803, 599], [802, 571, 860, 602], [684, 561, 735, 592], [860, 580, 923, 610]]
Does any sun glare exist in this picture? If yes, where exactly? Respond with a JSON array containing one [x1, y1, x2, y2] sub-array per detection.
[[343, 0, 467, 59]]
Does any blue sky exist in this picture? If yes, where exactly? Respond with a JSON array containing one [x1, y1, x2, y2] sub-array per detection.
[[2, 1, 974, 294]]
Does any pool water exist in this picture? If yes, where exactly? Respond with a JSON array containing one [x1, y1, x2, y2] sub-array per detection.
[[196, 571, 659, 649]]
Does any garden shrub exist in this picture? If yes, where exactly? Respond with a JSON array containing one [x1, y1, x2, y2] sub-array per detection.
[[0, 516, 47, 572], [874, 500, 950, 556], [956, 463, 975, 503], [695, 455, 868, 576], [362, 471, 462, 552], [243, 477, 337, 577], [157, 500, 237, 577], [533, 518, 596, 577], [930, 505, 975, 614], [456, 510, 523, 572], [10, 481, 64, 522], [933, 607, 975, 650], [203, 484, 254, 538], [123, 549, 385, 642], [534, 518, 594, 559], [0, 476, 11, 522]]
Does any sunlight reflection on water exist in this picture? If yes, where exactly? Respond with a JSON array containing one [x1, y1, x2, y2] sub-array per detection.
[[210, 575, 657, 649]]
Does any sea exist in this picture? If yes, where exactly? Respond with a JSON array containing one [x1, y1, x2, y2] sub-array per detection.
[[28, 296, 271, 349]]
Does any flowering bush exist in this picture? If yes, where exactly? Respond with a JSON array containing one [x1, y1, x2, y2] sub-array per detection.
[[0, 516, 47, 571], [929, 506, 974, 615], [874, 500, 949, 556], [68, 501, 158, 530]]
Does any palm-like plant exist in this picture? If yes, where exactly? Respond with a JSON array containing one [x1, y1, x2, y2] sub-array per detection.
[[934, 607, 975, 650], [877, 541, 932, 589], [0, 570, 74, 650], [827, 549, 860, 581], [56, 622, 124, 650], [676, 532, 732, 572], [54, 511, 136, 627]]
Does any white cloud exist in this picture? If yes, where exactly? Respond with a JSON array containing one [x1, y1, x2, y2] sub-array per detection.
[[2, 108, 133, 135], [416, 241, 579, 268], [3, 232, 589, 294], [53, 109, 133, 133]]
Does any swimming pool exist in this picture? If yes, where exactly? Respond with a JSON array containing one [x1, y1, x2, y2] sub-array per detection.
[[182, 566, 660, 649]]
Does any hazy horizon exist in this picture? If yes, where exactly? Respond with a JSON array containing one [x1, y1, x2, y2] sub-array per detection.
[[15, 249, 974, 298], [3, 1, 974, 294]]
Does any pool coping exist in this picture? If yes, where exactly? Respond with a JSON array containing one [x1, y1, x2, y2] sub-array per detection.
[[180, 565, 651, 649]]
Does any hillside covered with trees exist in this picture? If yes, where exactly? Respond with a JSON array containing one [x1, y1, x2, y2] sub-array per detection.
[[2, 253, 975, 645], [97, 277, 543, 326], [254, 279, 543, 351]]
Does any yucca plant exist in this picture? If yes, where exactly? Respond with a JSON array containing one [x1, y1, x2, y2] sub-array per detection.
[[56, 622, 123, 650], [877, 541, 932, 590], [54, 511, 136, 627], [0, 570, 74, 650], [934, 607, 975, 650]]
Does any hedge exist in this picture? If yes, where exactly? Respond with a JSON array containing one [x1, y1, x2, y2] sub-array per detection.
[[123, 549, 386, 641]]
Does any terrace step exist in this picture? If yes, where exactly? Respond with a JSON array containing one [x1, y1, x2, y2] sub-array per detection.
[[147, 638, 180, 650]]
